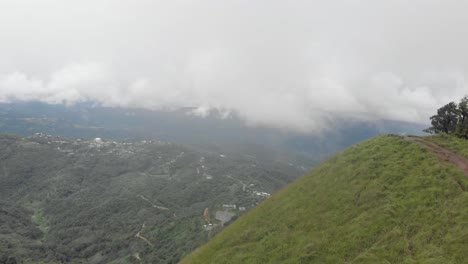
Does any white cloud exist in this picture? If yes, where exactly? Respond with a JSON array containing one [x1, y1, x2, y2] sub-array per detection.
[[0, 0, 467, 133], [0, 62, 118, 105]]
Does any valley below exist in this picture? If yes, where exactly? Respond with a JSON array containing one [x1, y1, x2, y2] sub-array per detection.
[[0, 133, 305, 263]]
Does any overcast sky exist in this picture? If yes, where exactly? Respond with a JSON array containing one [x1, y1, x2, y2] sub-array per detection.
[[0, 0, 467, 133]]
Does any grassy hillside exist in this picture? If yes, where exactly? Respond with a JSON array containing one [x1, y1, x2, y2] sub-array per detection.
[[182, 135, 468, 263]]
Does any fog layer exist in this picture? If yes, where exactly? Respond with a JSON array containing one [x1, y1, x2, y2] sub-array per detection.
[[1, 0, 467, 132]]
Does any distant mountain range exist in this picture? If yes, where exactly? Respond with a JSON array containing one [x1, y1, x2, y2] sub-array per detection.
[[0, 101, 427, 164]]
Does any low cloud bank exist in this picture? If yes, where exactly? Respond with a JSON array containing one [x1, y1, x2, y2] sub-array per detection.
[[1, 1, 467, 133]]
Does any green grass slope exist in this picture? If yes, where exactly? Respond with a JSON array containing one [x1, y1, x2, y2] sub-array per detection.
[[181, 135, 468, 264]]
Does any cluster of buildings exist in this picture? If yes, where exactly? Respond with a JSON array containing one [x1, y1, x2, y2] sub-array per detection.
[[254, 191, 271, 198]]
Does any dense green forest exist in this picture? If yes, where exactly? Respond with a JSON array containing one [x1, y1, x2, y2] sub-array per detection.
[[0, 134, 304, 263]]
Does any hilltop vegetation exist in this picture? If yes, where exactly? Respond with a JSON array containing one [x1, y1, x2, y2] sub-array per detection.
[[425, 96, 468, 139], [182, 135, 468, 263], [0, 134, 304, 263]]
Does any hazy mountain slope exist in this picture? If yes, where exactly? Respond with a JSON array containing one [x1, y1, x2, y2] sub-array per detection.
[[0, 101, 426, 162], [0, 134, 304, 263], [182, 135, 468, 263]]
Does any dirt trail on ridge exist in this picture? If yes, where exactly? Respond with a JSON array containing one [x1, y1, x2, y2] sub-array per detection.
[[405, 136, 468, 177]]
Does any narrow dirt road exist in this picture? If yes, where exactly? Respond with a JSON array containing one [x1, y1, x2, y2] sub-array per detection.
[[137, 195, 169, 210], [405, 136, 468, 176], [135, 223, 153, 246]]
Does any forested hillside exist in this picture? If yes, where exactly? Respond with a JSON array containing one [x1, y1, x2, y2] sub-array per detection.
[[0, 134, 304, 263]]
